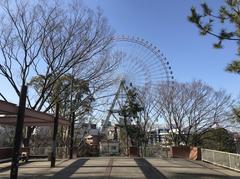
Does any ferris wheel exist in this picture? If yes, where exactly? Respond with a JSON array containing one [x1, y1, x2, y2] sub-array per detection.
[[99, 35, 174, 130], [111, 35, 174, 88]]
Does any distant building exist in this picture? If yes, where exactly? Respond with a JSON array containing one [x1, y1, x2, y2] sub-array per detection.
[[147, 128, 171, 145], [75, 123, 100, 142], [106, 126, 120, 140], [99, 125, 120, 156], [76, 123, 100, 156], [158, 128, 171, 144], [99, 140, 119, 155]]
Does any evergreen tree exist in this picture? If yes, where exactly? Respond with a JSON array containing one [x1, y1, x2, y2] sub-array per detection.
[[188, 0, 240, 73], [119, 85, 143, 147], [200, 128, 236, 153], [189, 1, 240, 124]]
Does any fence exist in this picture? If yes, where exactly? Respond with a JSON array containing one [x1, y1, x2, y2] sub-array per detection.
[[30, 147, 69, 158], [201, 148, 240, 172], [144, 146, 170, 158]]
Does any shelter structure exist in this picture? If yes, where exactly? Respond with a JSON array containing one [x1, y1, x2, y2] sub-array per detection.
[[0, 100, 69, 126], [0, 99, 70, 179]]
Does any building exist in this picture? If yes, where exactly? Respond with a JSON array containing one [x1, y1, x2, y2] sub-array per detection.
[[99, 125, 120, 156], [76, 123, 101, 156], [99, 140, 119, 156]]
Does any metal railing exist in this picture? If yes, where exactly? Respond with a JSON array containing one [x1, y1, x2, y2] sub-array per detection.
[[201, 148, 240, 172], [30, 147, 69, 158]]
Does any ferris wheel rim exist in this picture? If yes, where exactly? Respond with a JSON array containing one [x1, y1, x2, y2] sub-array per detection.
[[112, 35, 174, 85]]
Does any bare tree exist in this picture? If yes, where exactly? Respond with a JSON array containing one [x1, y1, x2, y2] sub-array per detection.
[[0, 0, 114, 146], [136, 87, 162, 156], [0, 0, 114, 107], [157, 80, 233, 146]]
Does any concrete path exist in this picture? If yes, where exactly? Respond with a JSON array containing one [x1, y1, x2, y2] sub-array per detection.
[[146, 158, 240, 179], [0, 157, 239, 178]]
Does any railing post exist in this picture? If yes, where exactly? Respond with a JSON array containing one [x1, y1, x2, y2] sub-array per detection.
[[10, 85, 28, 179], [229, 153, 231, 169], [51, 102, 59, 167], [212, 150, 215, 163]]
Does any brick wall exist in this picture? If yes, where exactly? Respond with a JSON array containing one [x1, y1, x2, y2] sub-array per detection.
[[170, 146, 201, 160]]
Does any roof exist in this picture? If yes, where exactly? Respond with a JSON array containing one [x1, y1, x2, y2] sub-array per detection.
[[0, 100, 70, 126]]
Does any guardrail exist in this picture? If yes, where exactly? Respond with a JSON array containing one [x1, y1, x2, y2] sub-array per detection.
[[201, 148, 240, 172]]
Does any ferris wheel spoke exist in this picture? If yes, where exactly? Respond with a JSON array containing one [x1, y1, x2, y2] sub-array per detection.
[[98, 35, 174, 130]]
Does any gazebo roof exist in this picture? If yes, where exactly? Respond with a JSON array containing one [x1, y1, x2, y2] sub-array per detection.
[[0, 100, 70, 126]]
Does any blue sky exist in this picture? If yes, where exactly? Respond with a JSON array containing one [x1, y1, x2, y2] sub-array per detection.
[[0, 0, 240, 103], [84, 0, 240, 98]]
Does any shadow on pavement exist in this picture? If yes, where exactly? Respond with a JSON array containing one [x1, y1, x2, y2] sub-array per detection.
[[2, 158, 238, 179], [134, 158, 167, 179], [52, 158, 89, 178]]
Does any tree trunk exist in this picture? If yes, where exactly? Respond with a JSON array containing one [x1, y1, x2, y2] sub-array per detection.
[[10, 85, 27, 179], [23, 126, 35, 147], [69, 112, 75, 159], [144, 142, 147, 157]]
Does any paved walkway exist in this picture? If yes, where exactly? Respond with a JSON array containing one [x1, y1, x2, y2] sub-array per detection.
[[0, 157, 239, 178]]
